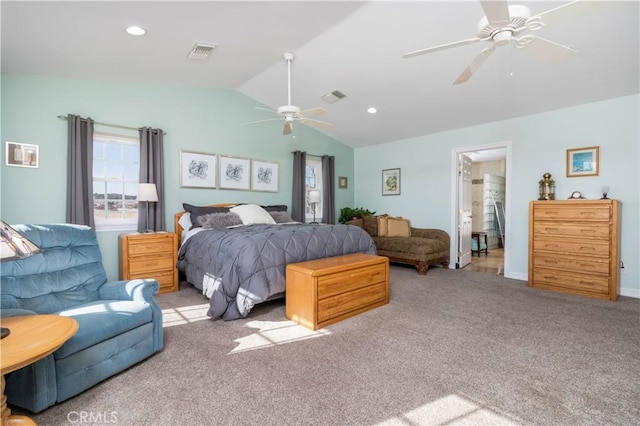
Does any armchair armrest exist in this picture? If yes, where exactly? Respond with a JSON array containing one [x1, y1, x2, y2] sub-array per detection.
[[1, 308, 37, 318], [98, 279, 159, 303], [410, 228, 450, 246]]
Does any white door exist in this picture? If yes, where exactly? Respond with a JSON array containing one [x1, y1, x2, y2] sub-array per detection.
[[458, 153, 472, 268]]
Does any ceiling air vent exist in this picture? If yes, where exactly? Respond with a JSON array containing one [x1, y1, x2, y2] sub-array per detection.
[[188, 43, 217, 60], [321, 90, 346, 104]]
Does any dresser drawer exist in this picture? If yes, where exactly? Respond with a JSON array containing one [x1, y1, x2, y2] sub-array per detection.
[[533, 222, 610, 239], [532, 267, 609, 294], [533, 254, 609, 275], [317, 282, 387, 323], [128, 256, 174, 274], [533, 205, 610, 221], [126, 237, 174, 256], [317, 264, 386, 299], [533, 238, 609, 257]]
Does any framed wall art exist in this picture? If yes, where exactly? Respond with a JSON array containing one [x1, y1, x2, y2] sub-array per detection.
[[382, 168, 400, 196], [567, 146, 599, 177], [338, 176, 348, 189], [219, 156, 251, 190], [251, 160, 279, 192], [5, 142, 39, 168], [180, 151, 217, 188]]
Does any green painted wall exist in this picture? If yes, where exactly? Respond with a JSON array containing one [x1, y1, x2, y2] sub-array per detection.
[[354, 94, 639, 297], [0, 74, 355, 280]]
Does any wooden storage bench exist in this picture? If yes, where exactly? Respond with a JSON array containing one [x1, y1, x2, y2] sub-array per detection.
[[285, 253, 389, 330]]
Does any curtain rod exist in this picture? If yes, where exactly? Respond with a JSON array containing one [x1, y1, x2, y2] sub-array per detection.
[[57, 115, 166, 135], [291, 151, 324, 158]]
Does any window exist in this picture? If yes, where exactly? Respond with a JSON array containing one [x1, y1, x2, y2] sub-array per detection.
[[305, 159, 323, 222], [93, 133, 139, 231]]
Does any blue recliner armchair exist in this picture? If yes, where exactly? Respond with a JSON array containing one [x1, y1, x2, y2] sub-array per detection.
[[0, 223, 163, 413]]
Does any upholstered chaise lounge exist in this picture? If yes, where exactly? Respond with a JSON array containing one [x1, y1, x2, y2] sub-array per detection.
[[0, 223, 163, 413], [347, 215, 450, 274]]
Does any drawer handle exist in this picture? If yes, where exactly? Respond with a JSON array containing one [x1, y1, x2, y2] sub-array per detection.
[[579, 247, 596, 251], [543, 276, 557, 281], [580, 229, 596, 234], [545, 244, 558, 248], [545, 228, 559, 232], [543, 259, 558, 264]]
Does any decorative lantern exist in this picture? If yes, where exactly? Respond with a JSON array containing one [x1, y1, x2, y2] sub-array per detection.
[[538, 173, 555, 200]]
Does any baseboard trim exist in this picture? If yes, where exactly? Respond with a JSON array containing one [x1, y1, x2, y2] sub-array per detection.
[[620, 288, 640, 298], [505, 271, 527, 281]]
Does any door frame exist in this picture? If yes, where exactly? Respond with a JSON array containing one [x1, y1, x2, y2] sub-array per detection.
[[449, 141, 513, 277]]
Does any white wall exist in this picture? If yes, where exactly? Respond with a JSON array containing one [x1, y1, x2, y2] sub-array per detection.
[[354, 95, 639, 297]]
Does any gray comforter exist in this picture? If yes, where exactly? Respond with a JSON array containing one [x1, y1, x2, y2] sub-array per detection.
[[177, 223, 377, 320]]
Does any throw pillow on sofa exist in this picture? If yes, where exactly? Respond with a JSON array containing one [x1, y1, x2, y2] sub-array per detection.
[[386, 217, 411, 237]]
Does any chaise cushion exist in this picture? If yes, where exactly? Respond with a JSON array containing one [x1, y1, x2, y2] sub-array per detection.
[[373, 236, 449, 261], [55, 300, 153, 359]]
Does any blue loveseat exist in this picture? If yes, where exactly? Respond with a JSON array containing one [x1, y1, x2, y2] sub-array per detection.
[[0, 223, 163, 413]]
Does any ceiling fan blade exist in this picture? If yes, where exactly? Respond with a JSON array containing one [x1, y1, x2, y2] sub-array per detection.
[[298, 107, 327, 117], [453, 46, 495, 85], [301, 118, 334, 129], [515, 35, 578, 62], [243, 118, 280, 126], [403, 37, 486, 59], [254, 106, 277, 113], [283, 121, 293, 135], [480, 0, 511, 26]]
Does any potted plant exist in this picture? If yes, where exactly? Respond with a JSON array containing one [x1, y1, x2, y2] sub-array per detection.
[[338, 207, 376, 224]]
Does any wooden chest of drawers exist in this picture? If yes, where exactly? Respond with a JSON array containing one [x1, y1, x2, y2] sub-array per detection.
[[285, 253, 389, 330], [119, 232, 178, 294], [528, 200, 620, 301]]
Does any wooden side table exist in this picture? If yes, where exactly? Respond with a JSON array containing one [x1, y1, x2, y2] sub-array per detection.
[[1, 315, 78, 426], [471, 231, 488, 257]]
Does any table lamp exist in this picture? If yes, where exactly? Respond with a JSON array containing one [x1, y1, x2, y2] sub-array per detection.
[[308, 189, 321, 224], [1, 220, 43, 338], [137, 183, 158, 233]]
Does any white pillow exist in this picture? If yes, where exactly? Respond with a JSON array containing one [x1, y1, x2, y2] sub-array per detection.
[[178, 212, 193, 230], [229, 204, 276, 225]]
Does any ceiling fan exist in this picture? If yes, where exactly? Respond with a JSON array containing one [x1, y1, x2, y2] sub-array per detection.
[[245, 52, 333, 135], [403, 0, 589, 85]]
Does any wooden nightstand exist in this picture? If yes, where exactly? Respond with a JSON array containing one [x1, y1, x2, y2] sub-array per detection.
[[119, 232, 178, 294]]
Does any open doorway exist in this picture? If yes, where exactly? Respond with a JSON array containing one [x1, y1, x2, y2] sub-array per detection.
[[450, 142, 512, 277]]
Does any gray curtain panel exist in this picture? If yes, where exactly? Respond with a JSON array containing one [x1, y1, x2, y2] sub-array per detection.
[[138, 127, 166, 232], [321, 155, 336, 224], [66, 114, 95, 229], [291, 150, 307, 222]]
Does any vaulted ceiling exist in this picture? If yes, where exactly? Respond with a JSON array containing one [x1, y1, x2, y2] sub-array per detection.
[[2, 1, 638, 148]]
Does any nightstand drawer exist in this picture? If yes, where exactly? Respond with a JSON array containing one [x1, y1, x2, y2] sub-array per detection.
[[126, 237, 174, 256], [130, 269, 175, 289], [128, 256, 174, 273]]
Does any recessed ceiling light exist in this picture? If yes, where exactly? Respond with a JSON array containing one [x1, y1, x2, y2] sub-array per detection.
[[367, 107, 377, 114], [125, 26, 146, 36]]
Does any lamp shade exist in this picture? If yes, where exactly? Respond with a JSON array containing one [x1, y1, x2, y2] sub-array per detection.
[[308, 189, 321, 204], [1, 221, 42, 262], [137, 183, 158, 202]]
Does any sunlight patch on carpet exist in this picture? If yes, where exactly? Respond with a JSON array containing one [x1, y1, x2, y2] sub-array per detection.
[[230, 320, 331, 354], [162, 303, 209, 327], [374, 394, 521, 426]]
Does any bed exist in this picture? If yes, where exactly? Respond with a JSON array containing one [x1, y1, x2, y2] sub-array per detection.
[[174, 203, 377, 320]]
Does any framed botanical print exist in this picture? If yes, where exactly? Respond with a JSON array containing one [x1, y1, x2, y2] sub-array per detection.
[[219, 156, 251, 190], [382, 168, 400, 196], [251, 160, 279, 192]]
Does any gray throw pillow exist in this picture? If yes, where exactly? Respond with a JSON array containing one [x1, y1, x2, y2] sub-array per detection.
[[269, 211, 295, 223], [198, 212, 243, 229]]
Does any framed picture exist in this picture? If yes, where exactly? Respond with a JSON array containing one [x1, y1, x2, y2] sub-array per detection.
[[338, 176, 348, 189], [567, 146, 599, 177], [5, 142, 39, 168], [219, 156, 251, 190], [382, 168, 401, 196], [251, 160, 279, 192], [180, 151, 217, 188]]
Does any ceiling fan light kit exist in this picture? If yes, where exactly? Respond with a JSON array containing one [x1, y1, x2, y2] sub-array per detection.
[[403, 0, 584, 84], [244, 51, 334, 135]]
